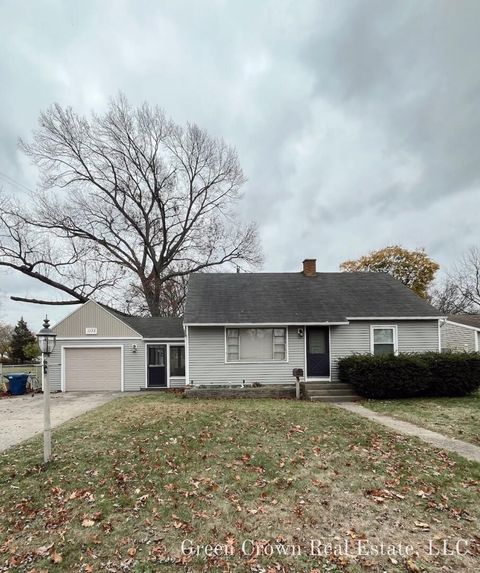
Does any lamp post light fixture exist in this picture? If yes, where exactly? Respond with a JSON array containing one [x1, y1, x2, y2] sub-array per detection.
[[36, 316, 57, 463]]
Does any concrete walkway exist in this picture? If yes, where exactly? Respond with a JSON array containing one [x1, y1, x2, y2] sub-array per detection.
[[337, 402, 480, 463], [0, 392, 121, 453]]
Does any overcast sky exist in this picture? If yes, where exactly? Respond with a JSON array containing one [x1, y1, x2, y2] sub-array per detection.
[[0, 0, 479, 328]]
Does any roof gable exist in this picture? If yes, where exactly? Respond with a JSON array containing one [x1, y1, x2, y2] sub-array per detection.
[[184, 272, 443, 324], [53, 301, 142, 338]]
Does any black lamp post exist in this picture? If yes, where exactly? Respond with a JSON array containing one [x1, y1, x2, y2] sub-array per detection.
[[36, 317, 57, 463]]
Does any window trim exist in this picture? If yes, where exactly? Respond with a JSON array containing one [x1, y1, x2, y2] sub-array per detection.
[[224, 326, 289, 364], [370, 325, 398, 356]]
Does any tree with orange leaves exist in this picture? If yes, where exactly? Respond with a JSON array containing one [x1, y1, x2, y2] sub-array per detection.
[[340, 245, 439, 299]]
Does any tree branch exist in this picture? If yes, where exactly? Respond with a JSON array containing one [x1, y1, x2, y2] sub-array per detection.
[[10, 296, 83, 306]]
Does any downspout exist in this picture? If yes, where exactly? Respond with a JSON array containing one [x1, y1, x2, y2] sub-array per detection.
[[185, 325, 190, 386], [438, 318, 447, 352]]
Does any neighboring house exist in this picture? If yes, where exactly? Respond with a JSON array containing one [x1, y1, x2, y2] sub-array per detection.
[[440, 315, 480, 352], [49, 259, 444, 392], [49, 301, 185, 392], [183, 259, 443, 386]]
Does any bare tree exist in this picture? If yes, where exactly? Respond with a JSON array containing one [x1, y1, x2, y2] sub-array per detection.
[[429, 247, 480, 314], [429, 278, 474, 314], [126, 270, 188, 317], [0, 95, 262, 316], [451, 247, 480, 311]]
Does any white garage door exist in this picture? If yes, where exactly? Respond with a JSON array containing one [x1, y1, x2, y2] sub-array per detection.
[[64, 347, 122, 391]]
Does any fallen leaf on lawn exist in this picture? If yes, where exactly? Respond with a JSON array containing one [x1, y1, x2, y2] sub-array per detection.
[[51, 550, 63, 564], [127, 547, 137, 556], [35, 543, 54, 556], [365, 488, 387, 503], [406, 558, 421, 572], [414, 521, 430, 530], [82, 519, 95, 528]]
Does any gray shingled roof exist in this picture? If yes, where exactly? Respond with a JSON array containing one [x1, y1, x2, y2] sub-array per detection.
[[184, 272, 443, 324], [448, 314, 480, 329], [113, 314, 184, 338]]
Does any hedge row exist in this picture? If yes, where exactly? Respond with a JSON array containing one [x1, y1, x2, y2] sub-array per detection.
[[338, 352, 480, 399]]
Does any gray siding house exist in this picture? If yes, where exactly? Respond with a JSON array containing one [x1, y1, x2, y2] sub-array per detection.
[[50, 259, 444, 392], [440, 315, 480, 352], [184, 260, 443, 386]]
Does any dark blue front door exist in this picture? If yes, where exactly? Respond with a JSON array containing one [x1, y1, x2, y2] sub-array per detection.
[[147, 345, 167, 387], [306, 327, 330, 378]]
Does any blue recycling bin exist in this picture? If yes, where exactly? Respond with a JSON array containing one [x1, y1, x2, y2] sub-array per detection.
[[6, 373, 29, 395]]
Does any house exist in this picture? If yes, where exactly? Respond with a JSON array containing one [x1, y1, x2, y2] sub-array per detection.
[[49, 301, 185, 392], [183, 259, 443, 386], [440, 315, 480, 352], [49, 259, 444, 392]]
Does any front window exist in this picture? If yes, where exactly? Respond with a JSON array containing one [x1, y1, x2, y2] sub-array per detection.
[[372, 327, 397, 356], [169, 346, 185, 376], [226, 328, 286, 362]]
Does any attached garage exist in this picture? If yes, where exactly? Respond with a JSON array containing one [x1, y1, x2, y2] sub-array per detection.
[[63, 347, 123, 392], [49, 300, 186, 392]]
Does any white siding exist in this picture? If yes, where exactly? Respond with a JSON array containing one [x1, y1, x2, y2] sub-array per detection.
[[188, 326, 304, 386], [170, 378, 186, 388], [330, 320, 440, 380], [441, 321, 478, 352]]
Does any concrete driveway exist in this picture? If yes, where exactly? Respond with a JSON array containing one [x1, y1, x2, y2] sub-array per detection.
[[0, 392, 121, 452]]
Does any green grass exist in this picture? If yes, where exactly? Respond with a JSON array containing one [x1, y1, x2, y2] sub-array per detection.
[[0, 394, 479, 572], [366, 390, 480, 446]]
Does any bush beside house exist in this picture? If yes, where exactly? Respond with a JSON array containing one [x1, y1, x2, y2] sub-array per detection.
[[338, 352, 480, 399]]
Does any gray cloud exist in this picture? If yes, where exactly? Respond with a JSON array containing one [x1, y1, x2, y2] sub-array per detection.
[[0, 0, 479, 325]]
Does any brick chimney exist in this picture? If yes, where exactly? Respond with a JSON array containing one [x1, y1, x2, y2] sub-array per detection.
[[302, 258, 317, 277]]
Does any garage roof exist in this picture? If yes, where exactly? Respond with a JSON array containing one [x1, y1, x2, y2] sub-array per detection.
[[184, 272, 444, 324], [116, 315, 184, 338]]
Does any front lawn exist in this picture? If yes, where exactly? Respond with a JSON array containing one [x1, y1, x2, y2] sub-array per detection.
[[0, 394, 479, 572], [366, 390, 480, 446]]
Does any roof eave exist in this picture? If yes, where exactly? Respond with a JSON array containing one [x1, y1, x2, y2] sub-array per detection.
[[183, 321, 350, 326], [346, 316, 445, 320], [445, 319, 480, 331]]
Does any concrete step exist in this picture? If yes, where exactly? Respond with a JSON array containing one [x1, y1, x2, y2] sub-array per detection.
[[310, 395, 361, 403], [304, 383, 355, 390]]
